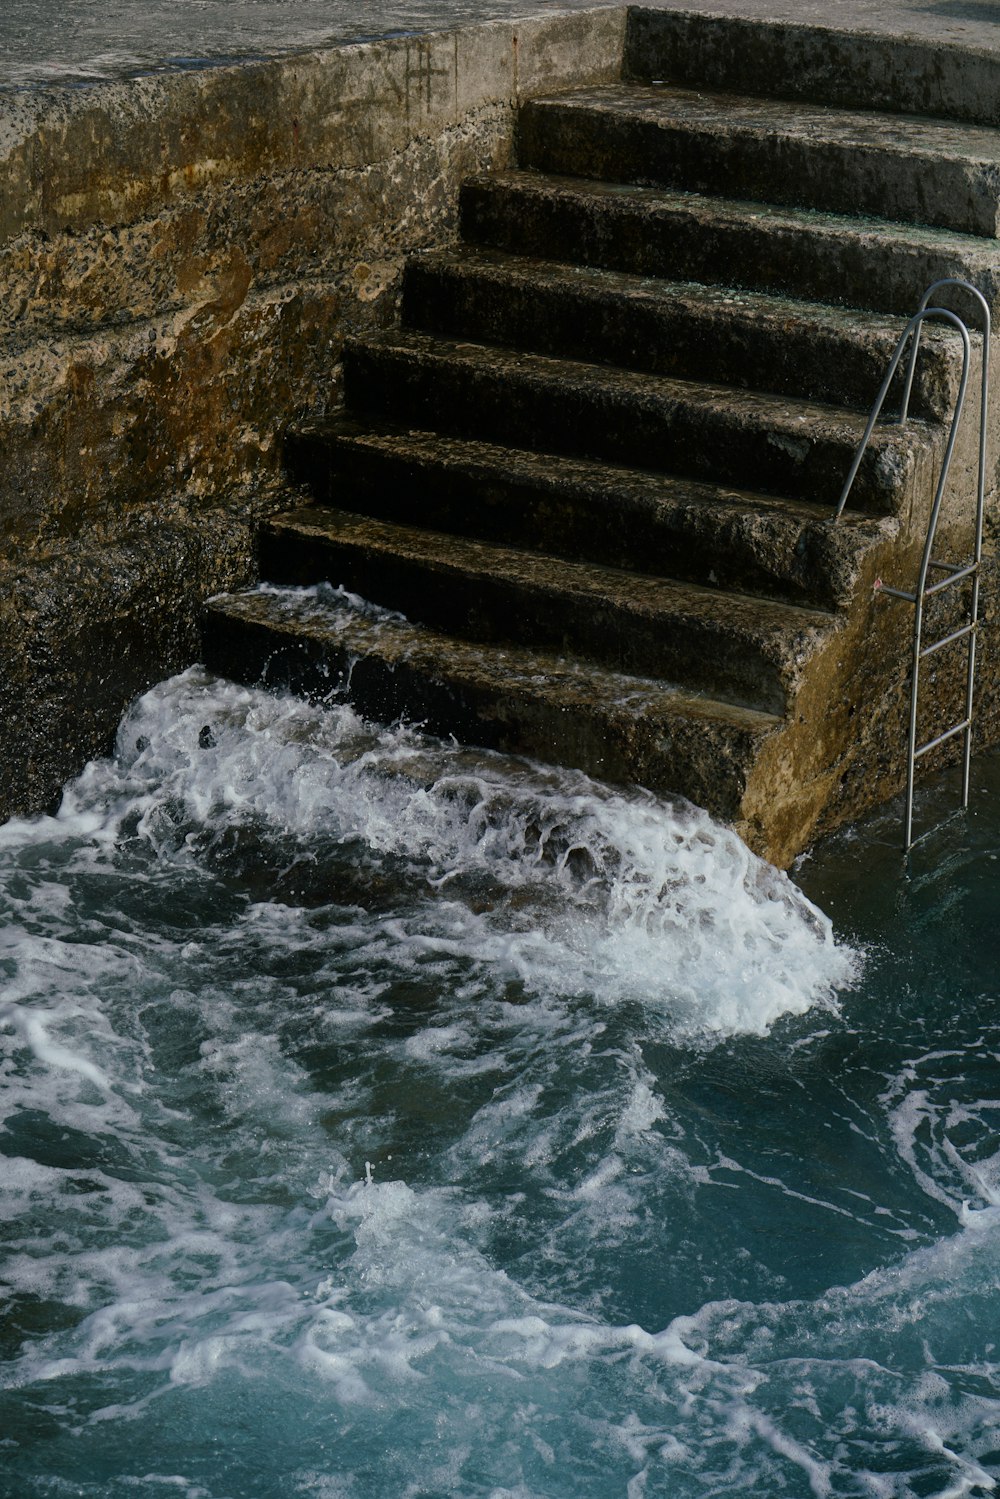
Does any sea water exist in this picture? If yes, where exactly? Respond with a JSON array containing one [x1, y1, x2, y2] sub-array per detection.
[[1, 585, 999, 1496]]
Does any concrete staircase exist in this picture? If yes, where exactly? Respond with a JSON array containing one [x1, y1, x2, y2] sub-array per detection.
[[201, 8, 995, 866]]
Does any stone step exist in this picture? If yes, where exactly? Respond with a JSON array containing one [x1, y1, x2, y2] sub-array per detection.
[[401, 246, 961, 418], [257, 504, 839, 716], [283, 417, 894, 609], [341, 330, 936, 512], [623, 9, 1000, 127], [200, 584, 783, 836], [461, 170, 1000, 317], [518, 85, 1000, 237]]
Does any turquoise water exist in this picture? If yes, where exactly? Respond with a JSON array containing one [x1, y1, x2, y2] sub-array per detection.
[[1, 611, 999, 1497]]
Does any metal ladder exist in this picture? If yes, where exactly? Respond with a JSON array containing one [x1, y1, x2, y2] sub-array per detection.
[[833, 278, 990, 852]]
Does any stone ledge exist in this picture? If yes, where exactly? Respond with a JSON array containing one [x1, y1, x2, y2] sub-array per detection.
[[0, 7, 627, 822]]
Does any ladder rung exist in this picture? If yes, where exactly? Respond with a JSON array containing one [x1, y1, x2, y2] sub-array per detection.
[[839, 279, 989, 854], [919, 621, 977, 659], [878, 583, 917, 602], [905, 806, 967, 851], [914, 718, 972, 759], [883, 562, 979, 606], [923, 561, 978, 597]]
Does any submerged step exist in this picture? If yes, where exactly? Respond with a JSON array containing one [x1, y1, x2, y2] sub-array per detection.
[[460, 171, 1000, 316], [284, 418, 894, 609], [519, 85, 1000, 237], [402, 247, 961, 418], [200, 585, 783, 831], [258, 504, 840, 716], [342, 330, 937, 511]]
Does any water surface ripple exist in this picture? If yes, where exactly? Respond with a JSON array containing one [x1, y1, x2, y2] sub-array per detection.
[[0, 636, 998, 1496]]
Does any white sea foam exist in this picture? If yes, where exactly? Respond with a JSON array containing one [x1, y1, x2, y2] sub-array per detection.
[[640, 1202, 1000, 1497], [5, 667, 995, 1499], [292, 1164, 1000, 1495], [882, 1054, 1000, 1224], [18, 666, 857, 1044]]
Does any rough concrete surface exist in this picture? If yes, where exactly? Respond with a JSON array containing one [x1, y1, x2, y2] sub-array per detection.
[[0, 6, 625, 821], [402, 247, 964, 417], [632, 0, 1000, 58], [261, 502, 839, 713], [8, 0, 1000, 862], [460, 167, 1000, 316], [284, 416, 895, 607], [201, 584, 782, 830], [625, 2, 1000, 123]]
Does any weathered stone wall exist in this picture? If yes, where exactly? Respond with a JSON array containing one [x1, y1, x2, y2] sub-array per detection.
[[0, 6, 627, 820]]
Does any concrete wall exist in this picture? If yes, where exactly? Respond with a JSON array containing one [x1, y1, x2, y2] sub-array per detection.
[[0, 6, 627, 820]]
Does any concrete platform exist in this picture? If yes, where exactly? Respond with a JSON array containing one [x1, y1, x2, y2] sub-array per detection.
[[635, 0, 1000, 59], [4, 0, 1000, 859]]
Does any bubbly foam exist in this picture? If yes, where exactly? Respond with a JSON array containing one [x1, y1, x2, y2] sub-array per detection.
[[1, 667, 995, 1499], [29, 665, 856, 1041]]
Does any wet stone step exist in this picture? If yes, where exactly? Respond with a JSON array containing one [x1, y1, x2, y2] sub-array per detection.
[[401, 247, 962, 419], [342, 331, 938, 512], [284, 418, 894, 609], [460, 171, 1000, 317], [623, 10, 1000, 127], [257, 504, 840, 716], [200, 585, 782, 828], [518, 85, 1000, 237]]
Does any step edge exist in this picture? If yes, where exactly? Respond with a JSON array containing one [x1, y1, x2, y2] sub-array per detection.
[[461, 169, 1000, 259], [343, 328, 945, 439], [202, 587, 786, 733], [263, 505, 844, 631], [520, 83, 1000, 162], [286, 415, 895, 526]]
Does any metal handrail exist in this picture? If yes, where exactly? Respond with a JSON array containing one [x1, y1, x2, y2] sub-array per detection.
[[832, 306, 971, 523], [832, 278, 990, 852]]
